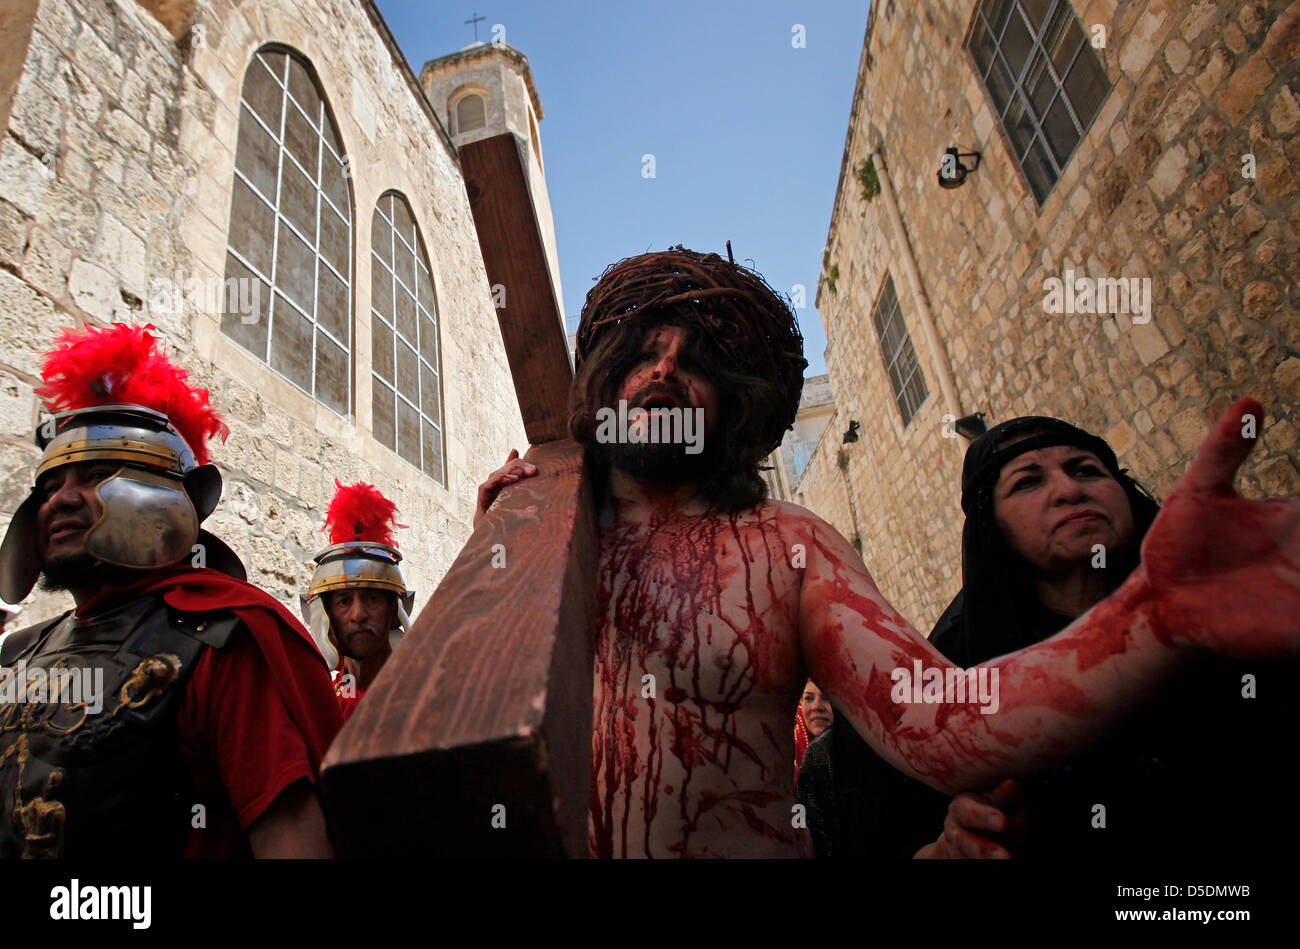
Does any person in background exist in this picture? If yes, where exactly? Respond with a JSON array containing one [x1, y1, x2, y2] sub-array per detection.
[[795, 679, 833, 779], [796, 680, 836, 857], [301, 481, 414, 724]]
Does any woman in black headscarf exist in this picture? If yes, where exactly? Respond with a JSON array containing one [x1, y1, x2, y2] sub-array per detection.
[[813, 415, 1295, 859], [933, 416, 1160, 666]]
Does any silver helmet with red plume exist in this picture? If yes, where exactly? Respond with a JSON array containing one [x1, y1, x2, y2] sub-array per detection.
[[300, 480, 413, 670], [0, 323, 244, 603]]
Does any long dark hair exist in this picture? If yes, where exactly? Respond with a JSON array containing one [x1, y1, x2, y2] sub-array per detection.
[[568, 248, 807, 513]]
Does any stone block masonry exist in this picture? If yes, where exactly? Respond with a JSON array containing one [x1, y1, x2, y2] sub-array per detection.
[[0, 0, 528, 624], [807, 0, 1298, 632]]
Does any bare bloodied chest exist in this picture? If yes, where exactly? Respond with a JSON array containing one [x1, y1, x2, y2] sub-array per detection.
[[589, 509, 808, 858]]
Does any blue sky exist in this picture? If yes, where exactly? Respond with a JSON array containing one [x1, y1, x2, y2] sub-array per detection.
[[375, 1, 875, 377]]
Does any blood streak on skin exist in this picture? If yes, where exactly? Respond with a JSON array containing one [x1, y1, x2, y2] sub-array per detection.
[[590, 502, 793, 858], [801, 524, 1157, 792]]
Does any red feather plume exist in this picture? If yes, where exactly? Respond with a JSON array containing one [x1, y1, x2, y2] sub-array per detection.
[[35, 322, 228, 465], [324, 480, 405, 547]]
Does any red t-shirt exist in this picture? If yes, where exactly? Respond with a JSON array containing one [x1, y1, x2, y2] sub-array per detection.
[[70, 566, 342, 858], [335, 683, 366, 724], [176, 631, 320, 858]]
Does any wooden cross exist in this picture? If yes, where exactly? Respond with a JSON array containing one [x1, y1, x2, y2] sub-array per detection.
[[321, 133, 597, 857], [464, 11, 487, 42]]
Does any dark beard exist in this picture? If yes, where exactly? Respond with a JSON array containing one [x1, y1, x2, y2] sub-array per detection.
[[594, 378, 720, 485], [596, 436, 717, 486], [39, 553, 102, 592]]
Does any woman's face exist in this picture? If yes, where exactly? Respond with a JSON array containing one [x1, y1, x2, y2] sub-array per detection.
[[800, 680, 833, 738], [992, 445, 1135, 577]]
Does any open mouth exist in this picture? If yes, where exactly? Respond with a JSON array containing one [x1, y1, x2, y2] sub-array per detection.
[[638, 390, 684, 412]]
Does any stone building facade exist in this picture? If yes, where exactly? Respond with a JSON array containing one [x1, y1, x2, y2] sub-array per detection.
[[805, 0, 1299, 632], [762, 374, 836, 502], [0, 0, 542, 626]]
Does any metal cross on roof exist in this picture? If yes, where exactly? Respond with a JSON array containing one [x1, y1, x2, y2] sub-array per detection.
[[465, 11, 487, 42]]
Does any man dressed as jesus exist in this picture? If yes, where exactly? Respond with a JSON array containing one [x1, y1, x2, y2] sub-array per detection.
[[476, 246, 1299, 859]]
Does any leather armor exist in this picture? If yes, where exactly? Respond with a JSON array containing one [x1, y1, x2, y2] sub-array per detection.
[[0, 593, 240, 859]]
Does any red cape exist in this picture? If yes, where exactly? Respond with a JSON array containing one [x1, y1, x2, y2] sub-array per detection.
[[79, 565, 343, 775]]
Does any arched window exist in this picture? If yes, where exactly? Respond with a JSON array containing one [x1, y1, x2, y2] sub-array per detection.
[[370, 192, 445, 484], [456, 93, 486, 133], [221, 46, 353, 416]]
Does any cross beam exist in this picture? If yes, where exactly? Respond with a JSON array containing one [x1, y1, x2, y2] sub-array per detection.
[[321, 441, 595, 856], [321, 132, 596, 856], [460, 134, 575, 444]]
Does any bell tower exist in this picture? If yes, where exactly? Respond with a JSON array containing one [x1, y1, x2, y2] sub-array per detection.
[[420, 42, 563, 318]]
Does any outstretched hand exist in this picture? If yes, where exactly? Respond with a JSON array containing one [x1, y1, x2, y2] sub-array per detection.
[[1138, 397, 1300, 658], [473, 449, 539, 528]]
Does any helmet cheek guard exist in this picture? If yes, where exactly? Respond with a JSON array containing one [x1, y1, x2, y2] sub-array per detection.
[[300, 592, 341, 672], [86, 467, 198, 570], [184, 464, 223, 521], [396, 591, 414, 635], [0, 493, 41, 605]]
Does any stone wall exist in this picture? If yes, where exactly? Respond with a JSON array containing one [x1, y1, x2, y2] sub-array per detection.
[[0, 0, 527, 626], [790, 408, 858, 556], [807, 0, 1299, 632], [765, 373, 834, 500]]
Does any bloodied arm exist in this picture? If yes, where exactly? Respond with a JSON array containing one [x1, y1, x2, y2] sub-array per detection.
[[797, 398, 1300, 796]]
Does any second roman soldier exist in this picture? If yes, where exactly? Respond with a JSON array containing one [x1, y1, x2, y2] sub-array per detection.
[[302, 482, 414, 722]]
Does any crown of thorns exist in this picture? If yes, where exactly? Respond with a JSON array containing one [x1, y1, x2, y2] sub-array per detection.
[[574, 247, 807, 437]]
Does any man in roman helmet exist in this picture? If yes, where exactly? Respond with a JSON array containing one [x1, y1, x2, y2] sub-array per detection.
[[302, 481, 413, 722], [0, 323, 342, 859]]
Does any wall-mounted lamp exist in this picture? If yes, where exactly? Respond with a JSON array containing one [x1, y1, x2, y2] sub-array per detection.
[[954, 412, 988, 440], [937, 147, 982, 190], [842, 420, 861, 444]]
